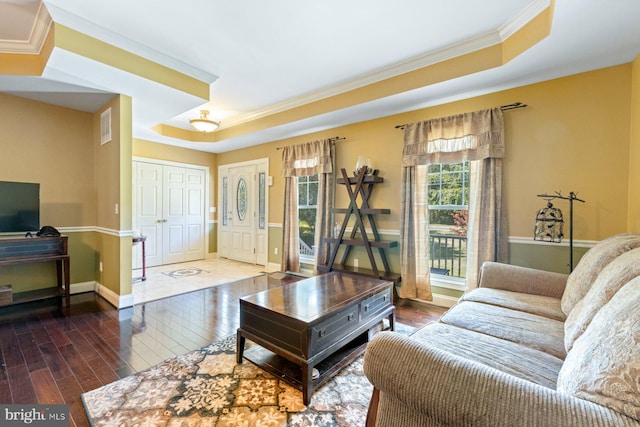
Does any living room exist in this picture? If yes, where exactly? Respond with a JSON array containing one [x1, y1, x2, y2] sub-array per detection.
[[1, 60, 638, 307], [1, 1, 639, 308], [1, 1, 640, 425]]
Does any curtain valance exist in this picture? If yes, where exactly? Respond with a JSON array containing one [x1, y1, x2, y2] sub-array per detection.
[[402, 107, 504, 166], [282, 139, 333, 177]]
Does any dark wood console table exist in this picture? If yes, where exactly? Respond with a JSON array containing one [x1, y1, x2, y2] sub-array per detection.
[[0, 236, 70, 307], [237, 272, 395, 405]]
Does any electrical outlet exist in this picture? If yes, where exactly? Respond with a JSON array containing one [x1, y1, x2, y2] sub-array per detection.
[[274, 247, 278, 255], [99, 261, 103, 272], [114, 203, 119, 215], [354, 258, 359, 268]]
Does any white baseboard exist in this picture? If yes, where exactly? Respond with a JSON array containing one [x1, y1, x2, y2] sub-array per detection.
[[94, 282, 134, 309], [69, 281, 97, 294]]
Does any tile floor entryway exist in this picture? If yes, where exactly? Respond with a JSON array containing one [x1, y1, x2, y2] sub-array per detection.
[[132, 257, 275, 304]]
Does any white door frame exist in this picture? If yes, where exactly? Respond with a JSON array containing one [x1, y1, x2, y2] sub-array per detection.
[[218, 158, 269, 267], [133, 156, 211, 266]]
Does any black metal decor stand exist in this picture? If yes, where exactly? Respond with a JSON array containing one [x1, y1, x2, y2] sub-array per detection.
[[536, 191, 586, 272]]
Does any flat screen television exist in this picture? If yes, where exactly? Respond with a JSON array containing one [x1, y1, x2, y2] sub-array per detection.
[[0, 181, 40, 234]]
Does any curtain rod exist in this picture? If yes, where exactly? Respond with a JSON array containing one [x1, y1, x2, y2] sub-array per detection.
[[276, 136, 345, 150], [394, 102, 528, 130]]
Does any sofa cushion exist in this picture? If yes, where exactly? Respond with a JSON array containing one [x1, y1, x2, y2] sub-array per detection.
[[564, 247, 640, 351], [557, 276, 640, 421], [463, 288, 565, 321], [410, 322, 563, 388], [440, 301, 566, 359], [561, 233, 640, 315]]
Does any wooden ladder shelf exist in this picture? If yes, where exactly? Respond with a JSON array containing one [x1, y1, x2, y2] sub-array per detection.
[[317, 168, 401, 283]]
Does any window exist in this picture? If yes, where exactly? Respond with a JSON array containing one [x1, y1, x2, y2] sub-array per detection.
[[298, 174, 318, 257], [427, 161, 469, 278]]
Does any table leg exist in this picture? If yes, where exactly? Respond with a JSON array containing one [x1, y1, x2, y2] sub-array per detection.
[[236, 330, 246, 363], [302, 363, 313, 406], [56, 257, 71, 308], [141, 240, 146, 281], [388, 310, 396, 331], [64, 257, 70, 307], [56, 259, 63, 293]]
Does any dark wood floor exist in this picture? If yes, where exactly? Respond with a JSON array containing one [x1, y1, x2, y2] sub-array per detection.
[[0, 273, 446, 427]]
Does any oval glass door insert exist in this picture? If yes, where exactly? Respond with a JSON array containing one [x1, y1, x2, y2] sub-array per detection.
[[236, 177, 247, 221]]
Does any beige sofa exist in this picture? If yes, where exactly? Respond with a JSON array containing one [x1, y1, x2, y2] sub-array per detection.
[[363, 233, 640, 427]]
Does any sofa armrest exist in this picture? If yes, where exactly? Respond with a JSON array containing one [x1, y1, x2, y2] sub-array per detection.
[[363, 332, 636, 427], [478, 261, 568, 298]]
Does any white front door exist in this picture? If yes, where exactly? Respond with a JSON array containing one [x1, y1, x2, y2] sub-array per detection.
[[228, 164, 256, 264]]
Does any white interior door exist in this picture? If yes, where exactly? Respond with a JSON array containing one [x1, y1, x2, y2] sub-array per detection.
[[133, 162, 163, 267], [228, 164, 256, 264], [185, 168, 206, 261], [163, 166, 187, 265], [133, 160, 206, 268]]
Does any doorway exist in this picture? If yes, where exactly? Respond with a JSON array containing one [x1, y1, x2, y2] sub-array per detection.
[[133, 159, 208, 268], [218, 158, 268, 266]]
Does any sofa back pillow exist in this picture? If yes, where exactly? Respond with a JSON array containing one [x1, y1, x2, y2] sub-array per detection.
[[561, 233, 640, 314], [564, 247, 640, 351], [557, 276, 640, 420]]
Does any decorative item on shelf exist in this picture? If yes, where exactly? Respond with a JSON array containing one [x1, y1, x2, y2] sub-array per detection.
[[189, 110, 220, 133], [354, 155, 373, 175], [533, 201, 564, 243]]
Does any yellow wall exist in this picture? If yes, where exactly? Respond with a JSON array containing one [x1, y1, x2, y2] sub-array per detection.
[[0, 93, 96, 227], [220, 65, 632, 241], [0, 93, 134, 299], [218, 64, 634, 273], [0, 93, 100, 291], [94, 99, 123, 231], [92, 96, 132, 296], [0, 61, 636, 299]]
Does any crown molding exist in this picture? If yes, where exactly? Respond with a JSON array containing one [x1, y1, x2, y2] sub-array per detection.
[[220, 31, 501, 128], [44, 3, 218, 84], [220, 0, 551, 129], [0, 2, 52, 54], [499, 0, 551, 39]]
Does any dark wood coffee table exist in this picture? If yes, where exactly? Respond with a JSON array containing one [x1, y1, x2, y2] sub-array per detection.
[[237, 271, 395, 405]]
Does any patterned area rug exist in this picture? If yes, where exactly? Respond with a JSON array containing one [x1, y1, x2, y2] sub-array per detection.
[[82, 332, 396, 426]]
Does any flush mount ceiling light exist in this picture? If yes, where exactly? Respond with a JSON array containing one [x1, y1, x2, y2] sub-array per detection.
[[189, 110, 220, 133]]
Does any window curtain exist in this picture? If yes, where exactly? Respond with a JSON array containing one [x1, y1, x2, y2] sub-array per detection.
[[281, 139, 334, 273], [400, 107, 507, 298]]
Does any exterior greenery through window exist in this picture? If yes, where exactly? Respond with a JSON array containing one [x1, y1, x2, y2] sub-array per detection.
[[428, 161, 469, 278], [298, 174, 318, 256]]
